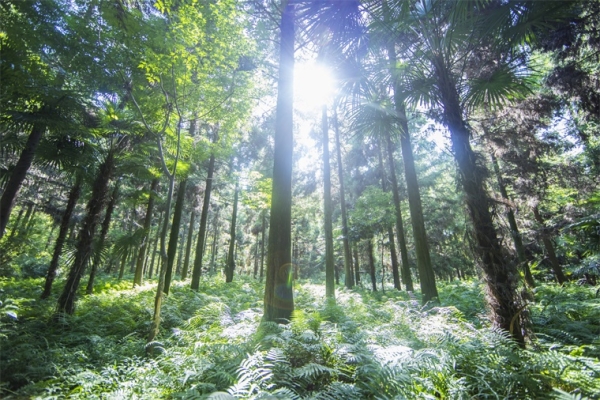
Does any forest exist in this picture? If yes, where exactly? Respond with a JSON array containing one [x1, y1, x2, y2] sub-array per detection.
[[1, 0, 599, 398]]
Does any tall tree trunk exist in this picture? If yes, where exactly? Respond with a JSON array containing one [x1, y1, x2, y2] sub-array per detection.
[[225, 182, 239, 283], [533, 206, 567, 284], [333, 110, 354, 288], [322, 105, 335, 299], [191, 153, 216, 289], [41, 174, 83, 299], [181, 207, 196, 280], [490, 153, 535, 288], [134, 178, 159, 287], [253, 231, 259, 279], [260, 209, 266, 281], [384, 134, 413, 292], [391, 117, 438, 300], [263, 0, 295, 323], [434, 57, 524, 345], [353, 245, 361, 285], [86, 182, 119, 294], [378, 138, 402, 290], [164, 179, 187, 294], [209, 207, 220, 275], [148, 212, 162, 279], [0, 122, 46, 238], [367, 238, 377, 292], [56, 151, 114, 315]]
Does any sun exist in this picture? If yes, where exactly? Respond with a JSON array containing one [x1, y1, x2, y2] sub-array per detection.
[[294, 61, 335, 113]]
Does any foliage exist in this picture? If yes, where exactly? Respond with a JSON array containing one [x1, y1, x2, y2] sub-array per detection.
[[1, 276, 598, 399]]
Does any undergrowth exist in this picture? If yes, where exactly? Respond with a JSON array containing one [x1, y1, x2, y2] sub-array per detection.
[[1, 276, 598, 399]]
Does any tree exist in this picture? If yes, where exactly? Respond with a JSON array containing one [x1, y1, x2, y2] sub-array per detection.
[[321, 106, 336, 299], [56, 151, 114, 315], [225, 181, 239, 283], [133, 178, 159, 287], [164, 179, 187, 294], [263, 1, 295, 323]]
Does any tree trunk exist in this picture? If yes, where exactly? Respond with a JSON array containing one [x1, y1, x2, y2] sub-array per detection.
[[191, 152, 216, 289], [367, 238, 377, 292], [490, 153, 535, 288], [148, 212, 162, 279], [434, 57, 524, 345], [56, 151, 114, 315], [392, 116, 438, 300], [260, 209, 266, 281], [41, 174, 82, 299], [0, 122, 46, 238], [225, 182, 239, 283], [164, 178, 187, 294], [209, 207, 220, 275], [134, 178, 159, 287], [378, 138, 402, 290], [533, 206, 567, 284], [333, 110, 354, 288], [322, 105, 336, 299], [263, 1, 295, 323], [181, 208, 196, 280], [353, 245, 361, 285], [253, 231, 259, 279], [384, 133, 413, 292], [86, 182, 119, 294]]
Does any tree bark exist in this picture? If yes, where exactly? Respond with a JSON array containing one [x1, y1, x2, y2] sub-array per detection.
[[181, 207, 196, 280], [533, 206, 567, 284], [353, 245, 361, 285], [263, 1, 295, 323], [434, 56, 524, 345], [225, 182, 239, 282], [86, 182, 119, 294], [0, 122, 46, 238], [56, 151, 114, 314], [164, 178, 187, 294], [378, 138, 402, 291], [322, 105, 336, 299], [490, 153, 535, 288], [367, 238, 377, 292], [260, 209, 266, 281], [209, 207, 220, 275], [41, 174, 82, 299], [384, 134, 413, 292], [332, 110, 354, 288], [134, 178, 159, 287], [191, 152, 216, 289]]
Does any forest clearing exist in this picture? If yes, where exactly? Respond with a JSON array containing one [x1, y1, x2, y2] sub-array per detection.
[[1, 0, 600, 398]]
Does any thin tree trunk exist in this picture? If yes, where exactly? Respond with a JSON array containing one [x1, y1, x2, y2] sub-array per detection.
[[164, 179, 187, 294], [260, 209, 266, 281], [490, 153, 535, 288], [176, 230, 185, 275], [367, 238, 377, 292], [0, 122, 46, 238], [533, 206, 567, 284], [353, 245, 361, 285], [134, 178, 159, 287], [41, 174, 83, 299], [434, 56, 524, 345], [148, 212, 162, 279], [253, 231, 259, 279], [181, 208, 196, 280], [86, 182, 119, 294], [225, 182, 239, 282], [209, 207, 220, 275], [191, 152, 216, 289], [333, 110, 354, 288], [378, 138, 402, 290], [56, 151, 114, 315], [384, 134, 413, 292], [263, 1, 295, 323], [322, 105, 335, 299]]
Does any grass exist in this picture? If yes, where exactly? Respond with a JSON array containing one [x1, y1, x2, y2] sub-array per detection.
[[1, 275, 599, 399]]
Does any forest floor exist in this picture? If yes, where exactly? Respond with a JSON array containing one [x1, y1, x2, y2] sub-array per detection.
[[1, 276, 599, 399]]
